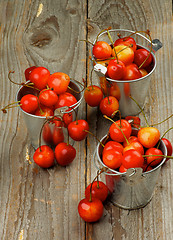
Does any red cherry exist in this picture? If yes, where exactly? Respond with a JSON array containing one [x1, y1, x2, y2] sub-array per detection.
[[102, 149, 122, 169], [33, 145, 54, 168], [123, 136, 139, 148], [99, 96, 119, 117], [35, 105, 54, 117], [142, 163, 153, 172], [55, 92, 77, 109], [112, 45, 134, 66], [122, 149, 144, 169], [48, 72, 70, 94], [85, 181, 109, 202], [107, 59, 126, 80], [84, 85, 103, 107], [29, 67, 50, 90], [119, 164, 127, 173], [123, 141, 144, 155], [145, 148, 164, 167], [134, 48, 153, 68], [68, 119, 89, 141], [139, 68, 148, 77], [124, 63, 142, 80], [138, 127, 160, 148], [42, 123, 52, 144], [109, 119, 132, 143], [92, 41, 112, 60], [52, 126, 64, 146], [62, 112, 73, 128], [162, 138, 172, 161], [25, 66, 36, 81], [125, 116, 141, 129], [114, 36, 137, 52], [20, 94, 38, 114], [103, 141, 124, 155], [78, 198, 103, 223], [55, 142, 76, 166], [39, 89, 58, 107]]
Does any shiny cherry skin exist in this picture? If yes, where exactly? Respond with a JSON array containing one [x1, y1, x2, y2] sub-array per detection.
[[39, 89, 58, 107], [145, 147, 164, 167], [107, 59, 126, 80], [55, 92, 77, 109], [92, 41, 112, 60], [123, 141, 144, 155], [55, 142, 76, 166], [99, 96, 119, 117], [112, 45, 134, 66], [84, 85, 103, 107], [109, 119, 132, 143], [122, 149, 144, 169], [138, 127, 160, 148], [162, 138, 172, 161], [103, 141, 124, 155], [139, 68, 148, 77], [25, 66, 36, 81], [102, 149, 122, 169], [85, 181, 109, 202], [114, 36, 137, 52], [35, 105, 54, 117], [20, 94, 38, 114], [123, 136, 139, 148], [33, 145, 54, 168], [42, 123, 52, 144], [48, 72, 70, 94], [119, 164, 127, 173], [51, 117, 64, 146], [125, 116, 141, 129], [124, 63, 142, 80], [29, 67, 50, 90], [78, 198, 103, 223], [68, 119, 89, 141], [63, 112, 73, 128], [134, 48, 153, 68]]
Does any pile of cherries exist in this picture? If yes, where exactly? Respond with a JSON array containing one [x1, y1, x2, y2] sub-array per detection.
[[78, 114, 173, 223], [93, 29, 153, 81]]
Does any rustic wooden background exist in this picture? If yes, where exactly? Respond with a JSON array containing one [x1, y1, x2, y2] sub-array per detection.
[[0, 0, 172, 239]]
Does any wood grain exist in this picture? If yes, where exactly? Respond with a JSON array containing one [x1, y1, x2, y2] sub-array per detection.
[[0, 0, 172, 239]]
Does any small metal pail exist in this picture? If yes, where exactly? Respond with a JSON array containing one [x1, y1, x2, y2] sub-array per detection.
[[93, 29, 162, 117], [94, 132, 167, 210], [16, 80, 84, 149]]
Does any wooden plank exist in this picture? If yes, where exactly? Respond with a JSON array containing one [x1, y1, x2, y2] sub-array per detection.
[[0, 0, 87, 239], [88, 0, 173, 239]]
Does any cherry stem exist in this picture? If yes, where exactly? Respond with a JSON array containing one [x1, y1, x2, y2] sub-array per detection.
[[143, 154, 173, 159], [8, 71, 40, 91], [116, 44, 133, 54], [68, 78, 85, 94], [129, 95, 149, 127], [111, 109, 122, 126], [103, 115, 129, 145], [157, 127, 173, 149], [150, 113, 173, 127], [79, 39, 94, 46], [1, 101, 21, 113], [96, 170, 100, 188], [89, 167, 108, 202], [84, 130, 105, 148], [95, 26, 112, 43], [107, 29, 119, 63]]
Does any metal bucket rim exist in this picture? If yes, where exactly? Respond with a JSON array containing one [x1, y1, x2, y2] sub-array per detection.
[[95, 134, 167, 177], [16, 79, 84, 118]]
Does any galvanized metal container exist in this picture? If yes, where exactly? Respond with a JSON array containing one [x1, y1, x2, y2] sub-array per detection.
[[93, 29, 162, 117], [94, 132, 167, 210], [16, 80, 84, 149]]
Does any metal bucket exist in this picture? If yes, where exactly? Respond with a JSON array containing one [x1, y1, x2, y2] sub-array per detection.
[[16, 80, 84, 149], [94, 132, 167, 210], [93, 29, 162, 117]]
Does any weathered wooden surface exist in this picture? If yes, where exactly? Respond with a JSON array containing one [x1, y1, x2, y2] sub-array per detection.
[[0, 0, 172, 239]]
